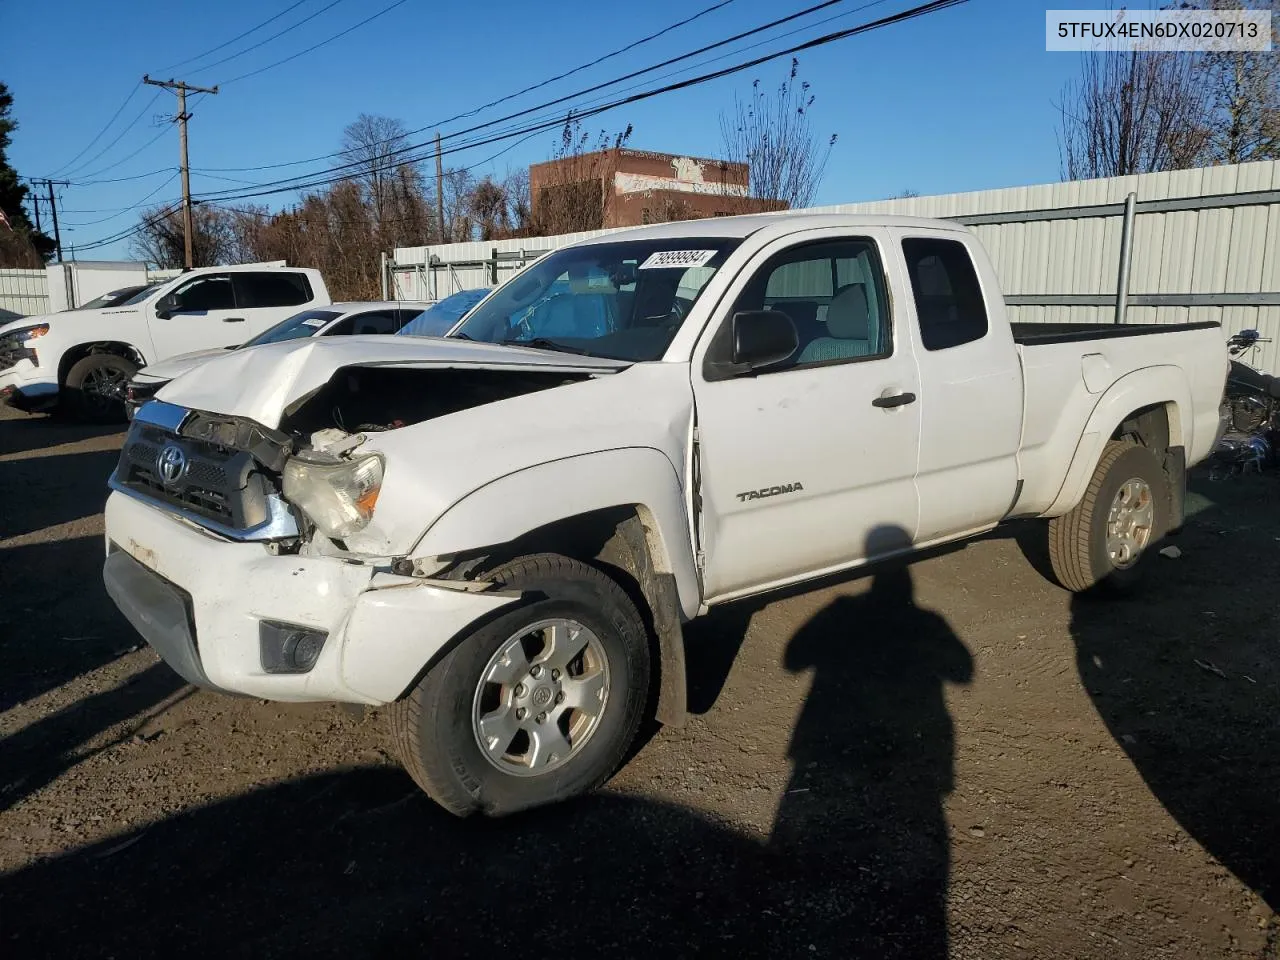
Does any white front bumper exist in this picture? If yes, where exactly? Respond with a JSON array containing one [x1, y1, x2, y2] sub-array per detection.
[[0, 359, 58, 401], [103, 491, 519, 704]]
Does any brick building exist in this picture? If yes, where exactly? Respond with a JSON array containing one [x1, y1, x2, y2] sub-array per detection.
[[529, 148, 786, 229]]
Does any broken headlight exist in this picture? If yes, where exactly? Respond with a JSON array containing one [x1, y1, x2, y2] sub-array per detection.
[[282, 451, 383, 540]]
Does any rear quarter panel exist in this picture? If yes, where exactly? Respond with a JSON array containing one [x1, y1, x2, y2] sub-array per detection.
[[1014, 324, 1226, 517]]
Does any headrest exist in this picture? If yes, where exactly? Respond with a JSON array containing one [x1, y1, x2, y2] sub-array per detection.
[[827, 284, 870, 339]]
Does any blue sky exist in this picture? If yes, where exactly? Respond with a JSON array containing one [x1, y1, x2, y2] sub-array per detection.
[[3, 0, 1083, 259]]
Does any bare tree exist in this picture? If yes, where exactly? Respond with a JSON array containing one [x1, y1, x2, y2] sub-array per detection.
[[1058, 48, 1212, 178], [719, 58, 837, 210], [532, 115, 633, 235], [340, 114, 419, 232], [467, 176, 510, 240], [1190, 0, 1280, 164], [503, 168, 532, 234], [131, 204, 235, 267]]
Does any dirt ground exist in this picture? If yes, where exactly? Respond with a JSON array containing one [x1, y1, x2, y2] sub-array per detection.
[[0, 403, 1277, 960]]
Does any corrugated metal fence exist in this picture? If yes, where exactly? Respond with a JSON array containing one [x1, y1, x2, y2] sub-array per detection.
[[391, 158, 1280, 374], [0, 269, 50, 318]]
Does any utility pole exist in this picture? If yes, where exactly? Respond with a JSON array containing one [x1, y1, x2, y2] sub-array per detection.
[[143, 74, 219, 269], [435, 132, 444, 243], [46, 180, 63, 261], [30, 179, 68, 261], [29, 188, 42, 236]]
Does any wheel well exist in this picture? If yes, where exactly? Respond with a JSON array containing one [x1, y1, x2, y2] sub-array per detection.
[[446, 505, 688, 727], [58, 341, 144, 386], [1110, 401, 1187, 534], [1111, 402, 1175, 453]]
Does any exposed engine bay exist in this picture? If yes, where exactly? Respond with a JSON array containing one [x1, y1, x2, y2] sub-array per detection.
[[279, 364, 599, 441]]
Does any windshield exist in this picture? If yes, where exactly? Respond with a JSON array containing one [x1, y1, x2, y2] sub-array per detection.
[[398, 289, 490, 338], [452, 238, 741, 361], [245, 308, 342, 346], [74, 283, 157, 310]]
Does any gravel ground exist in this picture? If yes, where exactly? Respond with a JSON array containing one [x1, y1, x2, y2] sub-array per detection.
[[0, 404, 1277, 959]]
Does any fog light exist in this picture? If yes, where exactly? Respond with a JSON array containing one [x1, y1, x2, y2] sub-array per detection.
[[259, 621, 328, 674]]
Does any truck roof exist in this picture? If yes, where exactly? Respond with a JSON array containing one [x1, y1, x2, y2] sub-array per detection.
[[577, 211, 968, 245]]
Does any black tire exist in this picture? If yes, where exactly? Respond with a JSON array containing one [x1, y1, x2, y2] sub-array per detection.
[[63, 353, 136, 423], [1046, 439, 1170, 594], [389, 553, 651, 817]]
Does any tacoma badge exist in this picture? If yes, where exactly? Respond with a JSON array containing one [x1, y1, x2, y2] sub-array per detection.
[[736, 482, 804, 503]]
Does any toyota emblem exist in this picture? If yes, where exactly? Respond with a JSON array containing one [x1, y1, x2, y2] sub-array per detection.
[[157, 443, 188, 485]]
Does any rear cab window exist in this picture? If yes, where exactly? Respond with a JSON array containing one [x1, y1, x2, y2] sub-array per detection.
[[901, 237, 989, 350], [233, 272, 313, 309]]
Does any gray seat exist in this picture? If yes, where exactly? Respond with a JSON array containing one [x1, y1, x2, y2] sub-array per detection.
[[796, 284, 876, 363]]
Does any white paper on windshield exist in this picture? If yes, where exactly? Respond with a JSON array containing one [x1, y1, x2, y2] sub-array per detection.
[[638, 249, 717, 270], [301, 317, 328, 328]]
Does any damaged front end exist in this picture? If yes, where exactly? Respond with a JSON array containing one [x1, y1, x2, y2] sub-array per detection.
[[110, 401, 300, 542], [116, 362, 599, 550]]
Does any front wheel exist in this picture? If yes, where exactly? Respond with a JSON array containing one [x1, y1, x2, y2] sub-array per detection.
[[1046, 439, 1171, 593], [388, 553, 651, 817], [63, 353, 136, 423]]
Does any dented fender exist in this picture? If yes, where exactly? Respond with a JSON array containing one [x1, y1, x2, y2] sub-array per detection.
[[411, 447, 702, 620]]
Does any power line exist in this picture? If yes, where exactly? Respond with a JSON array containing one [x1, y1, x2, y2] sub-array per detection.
[[79, 0, 967, 251], [56, 91, 164, 179], [426, 0, 741, 129], [47, 85, 141, 177], [184, 0, 349, 78], [218, 0, 411, 85], [158, 0, 316, 72], [192, 0, 746, 174], [190, 0, 862, 196], [72, 126, 172, 181], [71, 202, 182, 254], [73, 167, 178, 186], [199, 0, 939, 204], [61, 172, 182, 225]]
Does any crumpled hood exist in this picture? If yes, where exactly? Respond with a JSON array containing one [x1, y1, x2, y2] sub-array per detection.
[[134, 347, 232, 382], [155, 335, 630, 427]]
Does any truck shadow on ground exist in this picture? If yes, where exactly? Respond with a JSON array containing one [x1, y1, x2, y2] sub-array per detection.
[[0, 411, 123, 459], [1068, 471, 1280, 910], [0, 538, 973, 959], [0, 534, 145, 715]]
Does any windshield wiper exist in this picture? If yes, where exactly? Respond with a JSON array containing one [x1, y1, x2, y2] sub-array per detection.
[[500, 337, 588, 355], [450, 331, 474, 341]]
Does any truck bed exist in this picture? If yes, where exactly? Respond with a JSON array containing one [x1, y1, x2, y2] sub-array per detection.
[[1011, 318, 1227, 518], [1011, 320, 1221, 346]]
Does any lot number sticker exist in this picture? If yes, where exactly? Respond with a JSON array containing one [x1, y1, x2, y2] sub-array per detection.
[[638, 249, 717, 270], [301, 317, 328, 328]]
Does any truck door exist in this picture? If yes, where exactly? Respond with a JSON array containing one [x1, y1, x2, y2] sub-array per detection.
[[147, 272, 241, 359], [894, 232, 1023, 543], [690, 230, 921, 602]]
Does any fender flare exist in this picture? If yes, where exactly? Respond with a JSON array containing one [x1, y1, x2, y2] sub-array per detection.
[[1045, 365, 1191, 518], [412, 447, 701, 621]]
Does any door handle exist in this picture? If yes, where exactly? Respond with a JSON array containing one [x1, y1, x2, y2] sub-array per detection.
[[222, 316, 245, 323], [871, 391, 916, 409]]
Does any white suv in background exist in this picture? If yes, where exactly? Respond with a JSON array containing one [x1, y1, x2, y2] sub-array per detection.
[[0, 264, 330, 421], [124, 301, 434, 418]]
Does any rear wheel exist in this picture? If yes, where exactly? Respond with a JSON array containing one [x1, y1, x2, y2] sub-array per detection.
[[389, 553, 651, 817], [1047, 440, 1170, 593], [64, 353, 136, 423]]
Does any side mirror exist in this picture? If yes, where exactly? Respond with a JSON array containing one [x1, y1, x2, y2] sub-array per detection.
[[731, 310, 798, 369], [154, 293, 179, 319]]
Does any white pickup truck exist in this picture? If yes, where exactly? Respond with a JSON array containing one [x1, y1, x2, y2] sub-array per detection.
[[0, 264, 329, 421], [101, 213, 1227, 817]]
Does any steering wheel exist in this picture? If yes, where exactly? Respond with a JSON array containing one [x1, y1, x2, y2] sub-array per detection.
[[659, 297, 688, 331]]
